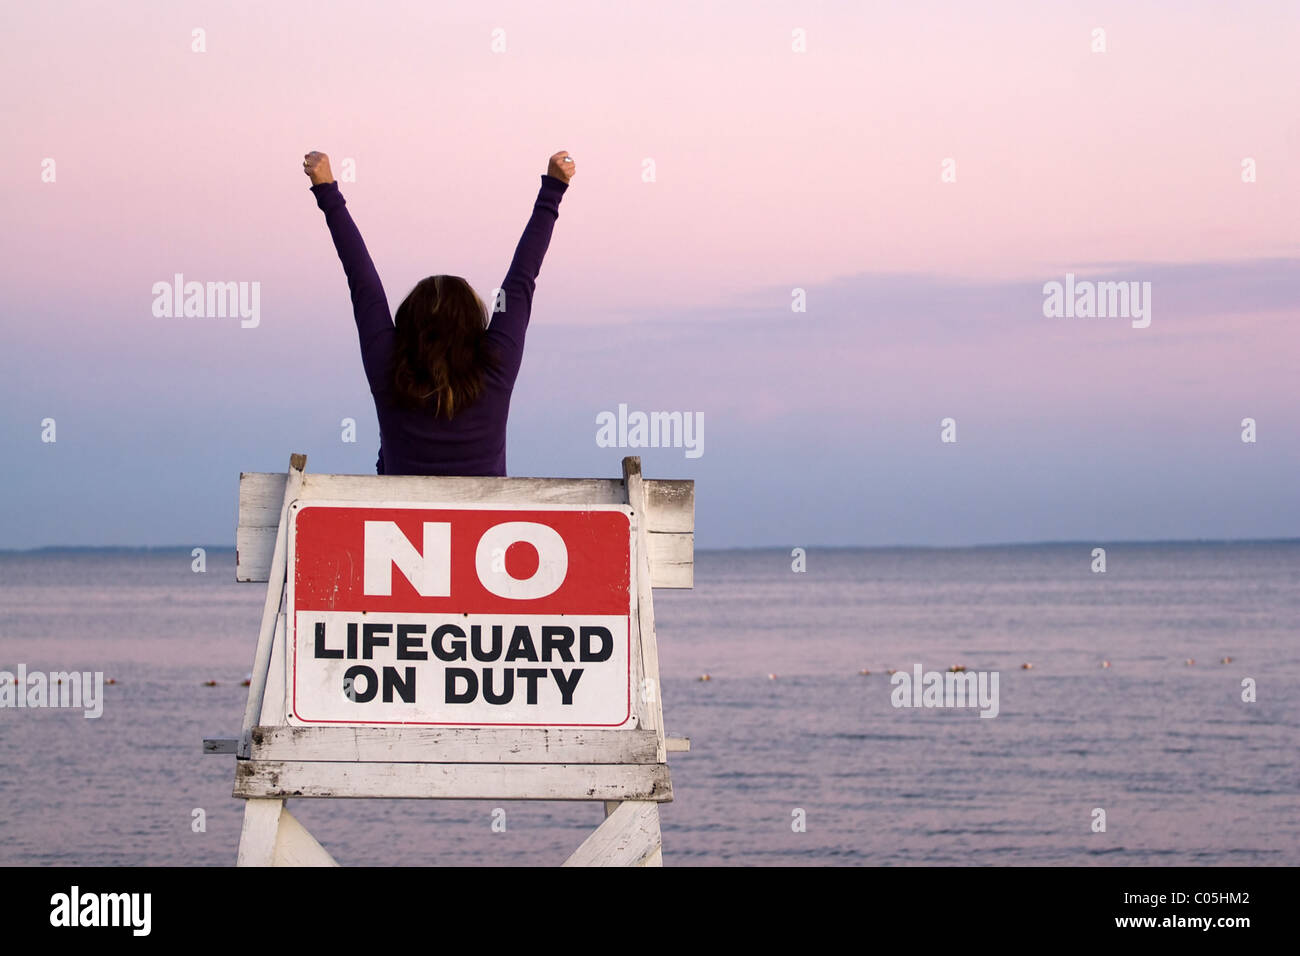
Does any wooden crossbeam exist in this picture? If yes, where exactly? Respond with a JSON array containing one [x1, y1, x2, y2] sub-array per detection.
[[234, 760, 673, 802], [246, 726, 663, 764]]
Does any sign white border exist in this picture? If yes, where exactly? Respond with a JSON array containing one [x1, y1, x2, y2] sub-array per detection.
[[284, 499, 637, 728]]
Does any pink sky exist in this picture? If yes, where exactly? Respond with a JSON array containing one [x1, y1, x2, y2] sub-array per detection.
[[1, 1, 1297, 548], [5, 1, 1296, 303]]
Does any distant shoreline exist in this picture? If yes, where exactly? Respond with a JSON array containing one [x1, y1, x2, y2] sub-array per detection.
[[3, 538, 1298, 555]]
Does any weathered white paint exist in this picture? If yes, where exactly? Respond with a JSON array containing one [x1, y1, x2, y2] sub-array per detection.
[[236, 799, 282, 867], [624, 458, 666, 762], [563, 800, 663, 867], [239, 472, 695, 530], [248, 726, 662, 764], [234, 759, 673, 802], [239, 455, 305, 753], [646, 532, 695, 589]]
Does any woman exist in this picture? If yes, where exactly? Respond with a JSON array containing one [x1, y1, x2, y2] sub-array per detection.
[[302, 149, 574, 476]]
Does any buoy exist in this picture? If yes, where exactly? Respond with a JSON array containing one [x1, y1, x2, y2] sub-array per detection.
[[240, 678, 251, 686], [1220, 656, 1232, 664], [858, 668, 871, 676], [203, 680, 218, 687], [767, 673, 777, 680], [948, 664, 966, 673], [1021, 662, 1033, 670], [1185, 659, 1195, 666], [106, 678, 117, 685], [886, 668, 898, 675], [1101, 660, 1111, 668], [697, 674, 711, 682]]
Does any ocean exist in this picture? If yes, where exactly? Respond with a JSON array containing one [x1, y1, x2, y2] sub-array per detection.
[[1, 542, 1297, 866]]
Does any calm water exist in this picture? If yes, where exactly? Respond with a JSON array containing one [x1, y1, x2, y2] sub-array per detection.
[[1, 543, 1297, 866]]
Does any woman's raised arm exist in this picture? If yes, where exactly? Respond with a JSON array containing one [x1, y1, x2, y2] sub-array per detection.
[[303, 150, 394, 394], [486, 151, 574, 380]]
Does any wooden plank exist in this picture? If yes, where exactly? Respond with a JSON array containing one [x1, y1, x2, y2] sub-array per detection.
[[626, 529, 651, 736], [240, 472, 694, 527], [239, 455, 306, 754], [235, 471, 694, 585], [563, 800, 662, 867], [234, 760, 673, 802], [258, 612, 287, 726], [646, 532, 693, 589], [248, 726, 662, 765], [624, 458, 666, 759], [235, 524, 274, 580], [236, 799, 283, 867], [645, 480, 694, 533], [665, 736, 690, 753]]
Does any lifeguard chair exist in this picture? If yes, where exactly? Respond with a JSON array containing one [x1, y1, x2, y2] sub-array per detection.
[[204, 454, 693, 866]]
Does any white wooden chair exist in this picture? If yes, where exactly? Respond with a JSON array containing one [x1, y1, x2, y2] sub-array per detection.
[[205, 453, 694, 866]]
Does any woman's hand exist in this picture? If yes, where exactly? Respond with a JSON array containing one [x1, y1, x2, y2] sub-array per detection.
[[303, 151, 334, 186], [546, 150, 575, 184]]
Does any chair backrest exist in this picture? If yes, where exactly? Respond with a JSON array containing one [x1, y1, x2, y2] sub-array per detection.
[[236, 471, 694, 588]]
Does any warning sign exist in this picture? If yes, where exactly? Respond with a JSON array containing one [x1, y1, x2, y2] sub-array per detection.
[[285, 501, 635, 727]]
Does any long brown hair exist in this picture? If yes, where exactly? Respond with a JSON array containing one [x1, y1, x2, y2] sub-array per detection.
[[389, 275, 499, 417]]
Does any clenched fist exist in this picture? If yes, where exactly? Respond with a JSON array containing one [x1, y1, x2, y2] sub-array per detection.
[[546, 150, 575, 184], [303, 151, 334, 186]]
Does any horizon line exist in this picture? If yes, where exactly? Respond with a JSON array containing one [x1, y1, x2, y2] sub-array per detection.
[[2, 535, 1298, 555]]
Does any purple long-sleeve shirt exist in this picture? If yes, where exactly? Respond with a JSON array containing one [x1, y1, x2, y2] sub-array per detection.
[[310, 174, 568, 476]]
